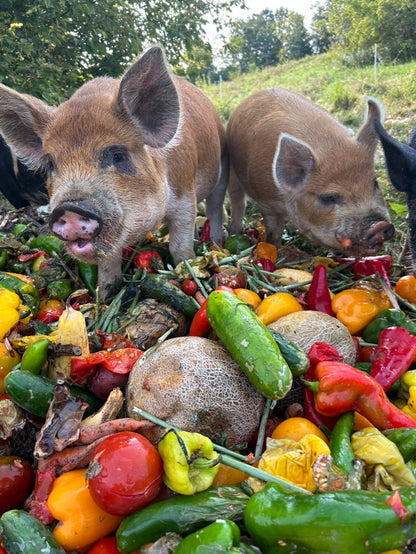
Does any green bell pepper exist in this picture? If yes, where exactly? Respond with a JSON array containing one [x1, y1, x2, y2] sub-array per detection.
[[28, 236, 63, 257], [362, 308, 416, 343], [244, 481, 416, 553], [173, 519, 241, 553], [46, 279, 74, 301]]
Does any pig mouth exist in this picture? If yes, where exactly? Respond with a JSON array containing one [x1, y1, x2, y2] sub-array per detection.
[[336, 220, 394, 256], [66, 238, 96, 259]]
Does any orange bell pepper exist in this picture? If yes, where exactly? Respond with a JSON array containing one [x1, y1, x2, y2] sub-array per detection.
[[331, 287, 392, 335], [47, 468, 122, 552]]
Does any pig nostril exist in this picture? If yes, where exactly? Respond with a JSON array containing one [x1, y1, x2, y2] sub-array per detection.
[[384, 224, 395, 240]]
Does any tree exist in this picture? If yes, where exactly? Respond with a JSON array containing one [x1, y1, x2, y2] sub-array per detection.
[[325, 0, 416, 63], [0, 0, 242, 103], [310, 2, 332, 54], [224, 9, 283, 73], [275, 9, 312, 62]]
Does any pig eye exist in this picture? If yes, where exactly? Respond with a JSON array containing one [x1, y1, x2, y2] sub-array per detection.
[[318, 193, 343, 208], [99, 145, 136, 175], [43, 155, 56, 174]]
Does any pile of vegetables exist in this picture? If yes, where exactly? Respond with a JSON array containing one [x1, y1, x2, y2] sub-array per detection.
[[3, 206, 416, 552]]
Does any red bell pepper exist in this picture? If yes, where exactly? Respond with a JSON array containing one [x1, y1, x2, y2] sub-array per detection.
[[307, 264, 334, 316], [70, 348, 143, 383], [188, 286, 235, 337], [369, 326, 416, 391], [353, 255, 393, 286], [302, 342, 342, 431], [305, 360, 416, 430]]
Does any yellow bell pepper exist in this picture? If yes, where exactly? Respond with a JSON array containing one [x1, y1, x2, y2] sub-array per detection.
[[0, 341, 20, 394], [0, 288, 24, 340], [256, 292, 303, 325], [47, 468, 122, 551], [351, 427, 416, 491], [249, 434, 330, 493], [401, 385, 416, 420], [331, 287, 392, 335]]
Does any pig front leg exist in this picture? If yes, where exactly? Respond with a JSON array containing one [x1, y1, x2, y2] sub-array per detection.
[[407, 196, 416, 272], [205, 151, 229, 244], [228, 169, 247, 236], [166, 195, 197, 265], [97, 252, 123, 301]]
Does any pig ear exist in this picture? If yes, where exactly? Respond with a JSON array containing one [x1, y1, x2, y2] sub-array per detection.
[[374, 119, 416, 194], [116, 45, 180, 148], [272, 133, 316, 194], [0, 85, 52, 171], [355, 96, 384, 155]]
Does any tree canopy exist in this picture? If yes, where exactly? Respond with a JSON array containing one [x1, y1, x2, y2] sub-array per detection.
[[0, 0, 241, 102]]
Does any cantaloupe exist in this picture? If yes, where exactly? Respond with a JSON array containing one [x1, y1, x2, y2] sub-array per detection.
[[267, 310, 356, 365], [125, 336, 266, 448]]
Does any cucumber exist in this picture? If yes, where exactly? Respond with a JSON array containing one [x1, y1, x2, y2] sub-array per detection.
[[206, 290, 292, 400], [268, 329, 309, 377], [4, 370, 102, 419], [116, 484, 251, 552], [140, 274, 199, 318], [0, 509, 65, 554]]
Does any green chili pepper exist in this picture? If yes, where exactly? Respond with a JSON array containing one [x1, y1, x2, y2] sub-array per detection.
[[174, 519, 241, 553], [362, 308, 416, 343], [77, 261, 98, 296], [383, 428, 416, 463], [244, 481, 416, 553], [46, 279, 74, 301], [329, 411, 355, 475], [20, 339, 50, 375], [0, 272, 39, 316], [28, 236, 63, 257]]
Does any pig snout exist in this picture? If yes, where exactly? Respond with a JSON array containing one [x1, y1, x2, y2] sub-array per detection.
[[49, 202, 103, 259], [363, 220, 395, 251]]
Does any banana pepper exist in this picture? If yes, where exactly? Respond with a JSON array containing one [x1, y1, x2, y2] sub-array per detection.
[[157, 429, 220, 495], [401, 385, 416, 420], [331, 286, 392, 335], [47, 468, 122, 552]]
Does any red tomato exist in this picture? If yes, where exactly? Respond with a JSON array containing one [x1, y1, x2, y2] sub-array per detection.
[[86, 536, 139, 554], [0, 456, 35, 514], [253, 258, 276, 273], [87, 432, 163, 516], [34, 307, 63, 323], [133, 250, 162, 273], [0, 538, 7, 554], [181, 279, 198, 296]]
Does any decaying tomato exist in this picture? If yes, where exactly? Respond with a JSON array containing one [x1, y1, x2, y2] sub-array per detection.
[[86, 432, 163, 516], [133, 250, 163, 273], [0, 455, 35, 514]]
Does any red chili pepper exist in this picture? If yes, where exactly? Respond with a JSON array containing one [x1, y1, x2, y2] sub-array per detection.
[[353, 256, 392, 286], [28, 462, 58, 525], [200, 219, 211, 242], [369, 326, 416, 390], [302, 342, 342, 431], [70, 348, 143, 383], [34, 307, 64, 323], [17, 250, 50, 262], [307, 264, 334, 316], [305, 360, 416, 429], [188, 286, 235, 337]]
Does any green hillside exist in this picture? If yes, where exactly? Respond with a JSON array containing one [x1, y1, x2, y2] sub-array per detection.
[[200, 52, 416, 259]]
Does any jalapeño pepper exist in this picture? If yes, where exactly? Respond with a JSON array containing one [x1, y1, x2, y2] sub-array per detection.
[[362, 308, 416, 344], [20, 338, 50, 375], [244, 481, 416, 553], [383, 428, 416, 463], [76, 261, 98, 297], [173, 519, 242, 553]]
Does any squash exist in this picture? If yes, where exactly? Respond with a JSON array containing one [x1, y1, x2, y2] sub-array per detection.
[[271, 268, 313, 291], [267, 310, 356, 365], [125, 336, 266, 448]]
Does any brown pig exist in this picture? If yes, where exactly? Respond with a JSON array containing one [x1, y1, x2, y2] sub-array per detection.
[[0, 46, 228, 299], [226, 88, 394, 255]]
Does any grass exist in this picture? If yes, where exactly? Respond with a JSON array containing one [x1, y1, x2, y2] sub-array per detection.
[[198, 51, 416, 260]]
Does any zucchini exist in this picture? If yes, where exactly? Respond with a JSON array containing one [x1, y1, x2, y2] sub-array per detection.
[[268, 329, 309, 377], [116, 484, 251, 552], [206, 290, 292, 400], [4, 370, 102, 419], [140, 274, 199, 318], [0, 509, 65, 554]]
